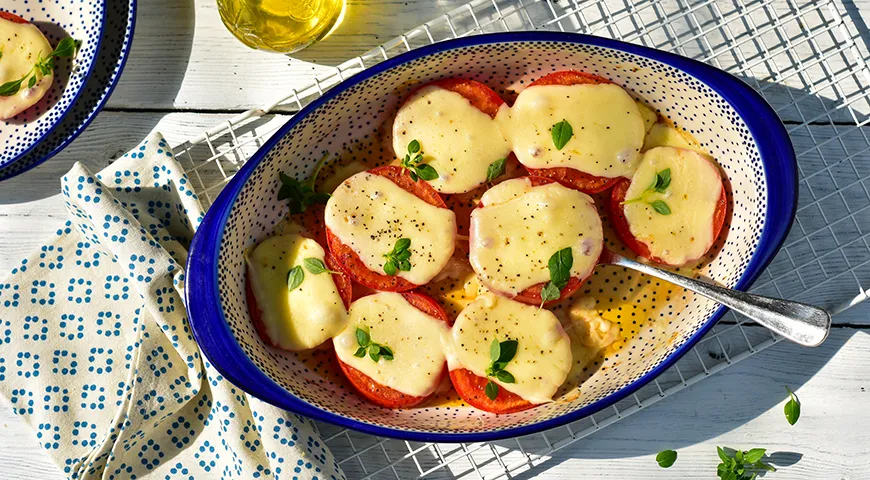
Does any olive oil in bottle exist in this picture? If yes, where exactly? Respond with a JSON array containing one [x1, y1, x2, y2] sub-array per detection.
[[217, 0, 346, 54]]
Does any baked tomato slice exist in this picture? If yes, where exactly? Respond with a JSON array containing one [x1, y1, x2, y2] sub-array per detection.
[[0, 11, 29, 24], [608, 178, 728, 266], [336, 291, 451, 409], [473, 175, 591, 306], [523, 70, 622, 195], [245, 252, 352, 349], [409, 78, 505, 118], [326, 165, 447, 292], [449, 368, 533, 414]]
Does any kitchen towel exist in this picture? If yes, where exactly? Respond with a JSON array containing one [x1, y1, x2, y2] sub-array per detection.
[[0, 132, 344, 480]]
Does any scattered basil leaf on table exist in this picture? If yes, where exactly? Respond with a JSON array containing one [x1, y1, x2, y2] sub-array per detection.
[[715, 446, 775, 479], [784, 386, 801, 425], [286, 266, 304, 291], [551, 119, 573, 150], [656, 449, 677, 468]]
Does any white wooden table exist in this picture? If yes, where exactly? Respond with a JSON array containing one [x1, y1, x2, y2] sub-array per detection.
[[2, 0, 870, 478]]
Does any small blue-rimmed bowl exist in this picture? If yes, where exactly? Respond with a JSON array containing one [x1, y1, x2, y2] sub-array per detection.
[[186, 32, 797, 442]]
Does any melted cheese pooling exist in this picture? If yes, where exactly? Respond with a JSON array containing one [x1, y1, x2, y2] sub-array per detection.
[[334, 293, 450, 397], [393, 86, 513, 194], [623, 146, 722, 265], [469, 178, 603, 295], [245, 235, 347, 351], [325, 172, 457, 284], [0, 18, 54, 119], [445, 293, 572, 404], [497, 83, 645, 178]]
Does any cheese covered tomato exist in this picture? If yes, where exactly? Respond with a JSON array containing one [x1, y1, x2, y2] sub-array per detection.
[[325, 170, 457, 286], [469, 177, 603, 296], [393, 83, 512, 194], [497, 83, 645, 179], [333, 292, 450, 399], [445, 293, 573, 405], [0, 14, 54, 119], [619, 146, 724, 265], [245, 235, 348, 351]]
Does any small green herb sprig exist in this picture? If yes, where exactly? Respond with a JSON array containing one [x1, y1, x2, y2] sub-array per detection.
[[784, 386, 800, 425], [400, 140, 438, 182], [353, 327, 394, 362], [303, 257, 340, 275], [278, 153, 332, 214], [286, 266, 304, 291], [382, 238, 411, 276], [622, 168, 672, 215], [551, 119, 573, 150], [484, 338, 518, 400], [656, 449, 677, 468], [0, 37, 76, 97], [486, 158, 507, 182], [716, 447, 775, 480], [540, 247, 573, 307]]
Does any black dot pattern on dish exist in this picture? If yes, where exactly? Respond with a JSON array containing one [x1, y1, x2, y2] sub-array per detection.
[[213, 41, 766, 433]]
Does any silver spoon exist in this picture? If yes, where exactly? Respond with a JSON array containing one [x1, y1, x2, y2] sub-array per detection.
[[601, 250, 831, 347]]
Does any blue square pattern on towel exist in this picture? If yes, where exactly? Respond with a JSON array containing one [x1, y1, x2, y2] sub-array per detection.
[[0, 132, 344, 480]]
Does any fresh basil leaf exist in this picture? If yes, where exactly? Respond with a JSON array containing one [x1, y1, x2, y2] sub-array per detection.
[[497, 340, 518, 363], [380, 346, 393, 358], [649, 200, 671, 215], [735, 450, 743, 463], [416, 164, 439, 181], [784, 387, 800, 425], [484, 380, 499, 400], [656, 168, 671, 192], [655, 449, 677, 468], [395, 249, 411, 261], [0, 76, 25, 97], [370, 350, 381, 362], [353, 347, 366, 357], [27, 74, 36, 89], [303, 257, 328, 274], [394, 238, 411, 253], [50, 37, 77, 58], [355, 327, 370, 347], [744, 448, 765, 464], [717, 446, 729, 463], [383, 260, 397, 276], [547, 247, 573, 288], [313, 192, 331, 204], [490, 361, 508, 371], [413, 153, 423, 165], [489, 338, 500, 363], [551, 119, 573, 150], [369, 344, 381, 355], [540, 282, 561, 304], [495, 370, 515, 383], [408, 170, 418, 181], [408, 139, 421, 154], [486, 158, 507, 182], [286, 266, 304, 291]]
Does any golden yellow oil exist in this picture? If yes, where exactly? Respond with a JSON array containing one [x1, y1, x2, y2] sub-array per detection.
[[217, 0, 346, 53]]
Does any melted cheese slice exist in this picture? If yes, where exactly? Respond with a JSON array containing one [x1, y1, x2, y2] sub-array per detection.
[[623, 147, 722, 265], [445, 293, 573, 404], [392, 86, 513, 194], [642, 123, 706, 154], [497, 83, 645, 178], [325, 171, 457, 285], [469, 178, 603, 295], [245, 235, 347, 351], [0, 18, 54, 119], [333, 292, 450, 397]]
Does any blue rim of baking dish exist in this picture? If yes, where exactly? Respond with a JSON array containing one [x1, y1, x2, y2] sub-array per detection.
[[0, 1, 108, 175], [0, 0, 137, 181], [186, 31, 798, 443]]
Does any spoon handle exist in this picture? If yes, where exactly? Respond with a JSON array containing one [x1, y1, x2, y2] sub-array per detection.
[[608, 254, 831, 347]]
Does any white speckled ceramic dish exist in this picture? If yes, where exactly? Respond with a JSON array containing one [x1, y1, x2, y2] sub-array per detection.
[[186, 33, 797, 442], [0, 0, 106, 176]]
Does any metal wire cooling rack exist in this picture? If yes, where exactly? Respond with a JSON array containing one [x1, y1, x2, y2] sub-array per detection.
[[172, 0, 870, 477]]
